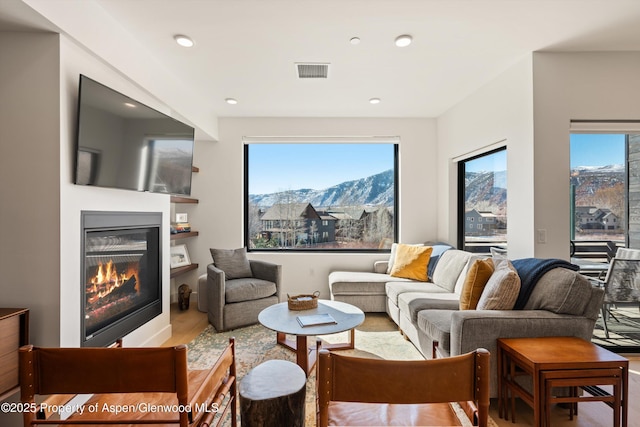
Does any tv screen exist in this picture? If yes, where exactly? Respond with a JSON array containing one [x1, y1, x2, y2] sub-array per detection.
[[75, 75, 195, 196]]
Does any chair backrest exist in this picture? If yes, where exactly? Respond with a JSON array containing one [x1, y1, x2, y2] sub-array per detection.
[[603, 256, 640, 303], [19, 339, 237, 427], [316, 348, 490, 427]]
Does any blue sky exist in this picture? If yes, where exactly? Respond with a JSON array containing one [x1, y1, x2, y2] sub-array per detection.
[[465, 149, 506, 173], [248, 143, 394, 194], [570, 134, 625, 167], [464, 134, 625, 172]]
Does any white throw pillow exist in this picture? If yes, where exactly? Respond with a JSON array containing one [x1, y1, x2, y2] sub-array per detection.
[[476, 251, 521, 310]]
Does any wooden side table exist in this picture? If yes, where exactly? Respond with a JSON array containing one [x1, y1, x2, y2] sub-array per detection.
[[0, 308, 29, 401], [497, 336, 628, 427]]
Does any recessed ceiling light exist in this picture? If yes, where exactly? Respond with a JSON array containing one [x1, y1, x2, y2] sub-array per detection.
[[369, 98, 381, 104], [350, 37, 361, 45], [395, 34, 412, 47], [174, 34, 194, 48], [225, 98, 238, 105], [124, 102, 136, 108]]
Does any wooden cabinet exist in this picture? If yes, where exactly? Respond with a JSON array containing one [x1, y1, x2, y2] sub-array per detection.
[[0, 308, 29, 401]]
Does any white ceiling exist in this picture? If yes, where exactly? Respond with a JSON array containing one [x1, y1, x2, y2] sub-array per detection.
[[5, 0, 640, 118]]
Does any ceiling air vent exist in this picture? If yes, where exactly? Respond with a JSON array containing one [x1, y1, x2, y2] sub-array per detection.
[[296, 62, 329, 79]]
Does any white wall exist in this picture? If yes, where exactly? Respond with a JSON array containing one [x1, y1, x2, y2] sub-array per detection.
[[532, 52, 640, 258], [59, 36, 173, 347], [437, 55, 535, 259], [185, 117, 437, 299]]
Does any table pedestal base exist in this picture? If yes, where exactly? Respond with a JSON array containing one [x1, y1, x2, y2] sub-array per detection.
[[276, 329, 356, 376]]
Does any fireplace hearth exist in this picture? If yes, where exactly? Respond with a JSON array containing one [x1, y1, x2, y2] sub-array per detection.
[[81, 211, 162, 347]]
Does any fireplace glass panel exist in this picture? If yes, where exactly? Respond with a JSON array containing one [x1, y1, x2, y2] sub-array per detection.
[[81, 211, 161, 347]]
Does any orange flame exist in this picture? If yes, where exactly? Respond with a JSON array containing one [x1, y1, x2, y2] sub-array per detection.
[[87, 261, 139, 304]]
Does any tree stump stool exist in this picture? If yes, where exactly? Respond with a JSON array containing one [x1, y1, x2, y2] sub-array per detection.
[[239, 359, 306, 427]]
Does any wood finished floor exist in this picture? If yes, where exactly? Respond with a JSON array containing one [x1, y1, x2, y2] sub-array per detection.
[[166, 303, 640, 427]]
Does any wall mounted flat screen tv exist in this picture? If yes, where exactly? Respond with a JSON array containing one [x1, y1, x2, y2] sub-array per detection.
[[74, 75, 195, 196]]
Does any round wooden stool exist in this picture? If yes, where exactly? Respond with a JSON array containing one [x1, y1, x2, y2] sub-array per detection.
[[239, 359, 306, 427]]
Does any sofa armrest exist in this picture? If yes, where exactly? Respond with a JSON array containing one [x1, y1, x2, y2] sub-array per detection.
[[449, 309, 597, 357], [249, 260, 282, 301], [373, 260, 389, 274], [207, 264, 226, 326]]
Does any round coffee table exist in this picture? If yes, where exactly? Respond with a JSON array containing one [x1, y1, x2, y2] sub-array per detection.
[[258, 300, 365, 376]]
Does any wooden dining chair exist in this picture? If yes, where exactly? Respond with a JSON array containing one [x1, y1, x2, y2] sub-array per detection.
[[316, 347, 490, 427], [19, 338, 237, 427]]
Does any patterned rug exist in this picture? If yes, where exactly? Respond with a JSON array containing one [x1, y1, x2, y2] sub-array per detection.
[[187, 313, 497, 426]]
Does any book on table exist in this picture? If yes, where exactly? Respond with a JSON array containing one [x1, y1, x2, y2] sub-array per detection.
[[296, 313, 337, 327]]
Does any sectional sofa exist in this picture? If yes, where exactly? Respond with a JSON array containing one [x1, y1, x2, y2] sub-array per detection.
[[328, 245, 605, 397]]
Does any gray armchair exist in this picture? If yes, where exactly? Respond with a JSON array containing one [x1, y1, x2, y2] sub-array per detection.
[[207, 259, 281, 331]]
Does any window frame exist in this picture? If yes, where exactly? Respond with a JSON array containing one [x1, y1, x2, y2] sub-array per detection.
[[243, 142, 399, 253], [457, 146, 507, 251]]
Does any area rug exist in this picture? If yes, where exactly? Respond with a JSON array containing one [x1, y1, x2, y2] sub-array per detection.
[[187, 313, 497, 426]]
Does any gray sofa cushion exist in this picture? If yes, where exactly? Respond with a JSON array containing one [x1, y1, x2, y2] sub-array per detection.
[[210, 247, 253, 279], [427, 243, 454, 279], [523, 268, 592, 316], [397, 292, 460, 322], [417, 309, 453, 354], [385, 282, 449, 305], [329, 271, 409, 296], [225, 278, 277, 303], [431, 250, 473, 292]]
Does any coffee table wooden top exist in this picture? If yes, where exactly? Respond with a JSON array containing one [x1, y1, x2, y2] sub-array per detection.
[[258, 300, 364, 336], [498, 336, 628, 368]]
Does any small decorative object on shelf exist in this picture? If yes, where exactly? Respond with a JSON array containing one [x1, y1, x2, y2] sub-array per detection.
[[178, 284, 192, 310], [287, 291, 320, 310], [170, 244, 191, 268], [170, 222, 192, 234]]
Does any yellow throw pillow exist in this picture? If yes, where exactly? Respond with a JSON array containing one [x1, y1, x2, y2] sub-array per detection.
[[389, 244, 433, 281], [459, 258, 494, 310]]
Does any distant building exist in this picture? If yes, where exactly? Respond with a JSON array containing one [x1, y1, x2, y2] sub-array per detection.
[[465, 209, 497, 235], [575, 206, 620, 230], [260, 203, 335, 245]]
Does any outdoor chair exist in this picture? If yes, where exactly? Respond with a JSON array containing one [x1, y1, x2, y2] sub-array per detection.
[[19, 338, 237, 427], [316, 347, 490, 427], [596, 247, 640, 338]]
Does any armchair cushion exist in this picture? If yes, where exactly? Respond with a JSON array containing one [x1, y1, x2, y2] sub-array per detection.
[[210, 247, 253, 279], [225, 278, 277, 303]]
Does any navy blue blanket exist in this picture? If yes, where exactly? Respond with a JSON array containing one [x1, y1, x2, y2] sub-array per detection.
[[511, 258, 579, 309]]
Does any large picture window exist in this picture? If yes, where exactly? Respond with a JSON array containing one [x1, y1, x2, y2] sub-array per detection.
[[244, 142, 398, 251], [570, 133, 626, 253], [457, 147, 507, 253]]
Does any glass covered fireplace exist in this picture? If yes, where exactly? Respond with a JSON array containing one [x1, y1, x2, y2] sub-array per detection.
[[81, 211, 162, 347]]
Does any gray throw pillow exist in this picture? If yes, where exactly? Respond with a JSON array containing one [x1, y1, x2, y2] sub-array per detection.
[[476, 254, 521, 310], [210, 247, 253, 279]]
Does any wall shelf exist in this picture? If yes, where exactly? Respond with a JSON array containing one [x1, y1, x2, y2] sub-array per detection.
[[170, 231, 199, 240], [170, 166, 199, 280], [170, 196, 198, 204], [170, 263, 199, 278]]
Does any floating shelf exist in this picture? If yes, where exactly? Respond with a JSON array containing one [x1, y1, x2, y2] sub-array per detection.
[[170, 196, 198, 204], [170, 263, 199, 278], [170, 231, 199, 240]]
